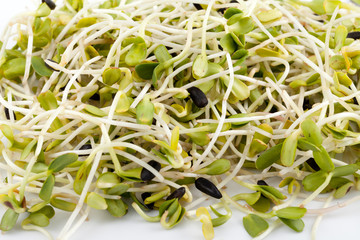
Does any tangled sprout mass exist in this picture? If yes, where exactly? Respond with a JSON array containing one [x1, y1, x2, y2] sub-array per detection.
[[1, 0, 360, 239]]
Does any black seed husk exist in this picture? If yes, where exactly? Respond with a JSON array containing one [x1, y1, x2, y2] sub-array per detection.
[[193, 3, 203, 10], [141, 160, 161, 181], [302, 97, 311, 110], [257, 180, 268, 186], [89, 93, 100, 101], [152, 118, 157, 125], [42, 0, 56, 10], [79, 144, 92, 157], [347, 31, 360, 40], [217, 8, 227, 14], [5, 107, 10, 120], [44, 59, 60, 72], [353, 97, 359, 105], [187, 86, 208, 108], [269, 105, 278, 113], [4, 107, 16, 120], [166, 187, 186, 200], [195, 177, 222, 199], [141, 192, 154, 209], [306, 157, 320, 171]]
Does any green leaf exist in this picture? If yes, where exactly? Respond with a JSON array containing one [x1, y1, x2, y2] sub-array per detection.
[[228, 113, 250, 127], [257, 9, 283, 23], [136, 95, 154, 125], [255, 48, 281, 57], [302, 171, 327, 192], [35, 3, 51, 17], [154, 45, 172, 63], [294, 0, 325, 15], [224, 8, 243, 19], [118, 168, 142, 182], [96, 172, 120, 189], [256, 143, 283, 170], [243, 214, 269, 238], [221, 76, 250, 101], [76, 17, 97, 28], [115, 92, 131, 113], [279, 217, 305, 232], [257, 185, 287, 204], [276, 207, 307, 220], [220, 33, 237, 54], [159, 199, 177, 216], [334, 25, 348, 52], [281, 131, 299, 167], [31, 56, 53, 77], [192, 54, 208, 79], [196, 159, 231, 175], [306, 73, 320, 86], [322, 124, 347, 140], [249, 139, 268, 157], [103, 67, 122, 85], [50, 197, 76, 212], [330, 55, 347, 70], [210, 206, 232, 227], [86, 192, 108, 210], [84, 104, 107, 117], [26, 213, 50, 227], [0, 124, 14, 145], [334, 182, 353, 199], [333, 164, 359, 177], [0, 209, 19, 231], [33, 205, 55, 219], [37, 91, 58, 110], [313, 146, 334, 172], [232, 192, 261, 205], [301, 119, 322, 146], [251, 196, 271, 213], [125, 42, 147, 66], [48, 153, 78, 172], [135, 62, 159, 80], [39, 174, 55, 201], [186, 131, 210, 146], [107, 183, 130, 195], [297, 138, 321, 152], [20, 139, 37, 161], [228, 17, 254, 35], [2, 58, 26, 80], [106, 199, 128, 217]]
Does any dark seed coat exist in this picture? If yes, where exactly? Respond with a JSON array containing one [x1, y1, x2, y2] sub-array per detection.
[[89, 93, 100, 101], [4, 107, 16, 120], [195, 177, 222, 199], [166, 187, 186, 200], [306, 157, 320, 171], [141, 160, 161, 181], [188, 87, 208, 108], [347, 31, 360, 40], [79, 144, 92, 157], [257, 180, 268, 186], [42, 0, 56, 10], [44, 59, 60, 72], [141, 192, 154, 209], [193, 3, 203, 10], [302, 98, 311, 110]]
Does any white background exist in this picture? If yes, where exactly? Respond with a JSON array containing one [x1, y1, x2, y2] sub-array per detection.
[[1, 0, 360, 239]]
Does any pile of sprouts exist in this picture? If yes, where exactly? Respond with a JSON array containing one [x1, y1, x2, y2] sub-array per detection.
[[2, 0, 360, 239]]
